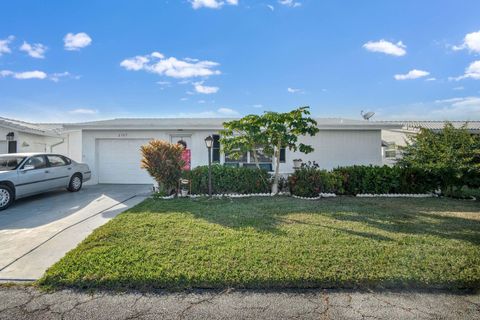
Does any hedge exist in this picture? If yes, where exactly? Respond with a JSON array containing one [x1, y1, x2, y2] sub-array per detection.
[[289, 165, 439, 197], [183, 164, 271, 194]]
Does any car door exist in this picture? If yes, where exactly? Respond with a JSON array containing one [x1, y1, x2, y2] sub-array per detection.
[[16, 155, 52, 197], [45, 155, 71, 188]]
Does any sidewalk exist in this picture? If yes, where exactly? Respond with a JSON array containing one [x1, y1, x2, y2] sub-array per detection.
[[0, 286, 478, 319]]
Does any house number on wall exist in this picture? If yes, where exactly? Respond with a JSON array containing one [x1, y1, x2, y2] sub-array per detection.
[[118, 133, 128, 137]]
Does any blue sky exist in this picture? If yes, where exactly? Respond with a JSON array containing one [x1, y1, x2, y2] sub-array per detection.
[[0, 0, 479, 122]]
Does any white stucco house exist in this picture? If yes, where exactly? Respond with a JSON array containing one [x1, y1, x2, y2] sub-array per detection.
[[0, 116, 401, 185], [0, 117, 64, 154]]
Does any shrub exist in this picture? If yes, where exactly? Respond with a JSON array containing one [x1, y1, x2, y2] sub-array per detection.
[[289, 165, 439, 197], [141, 140, 184, 194], [184, 165, 271, 194], [288, 162, 342, 197], [333, 165, 438, 195]]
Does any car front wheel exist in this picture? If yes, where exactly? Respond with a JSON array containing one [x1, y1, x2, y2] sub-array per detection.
[[0, 185, 14, 211], [68, 174, 83, 192]]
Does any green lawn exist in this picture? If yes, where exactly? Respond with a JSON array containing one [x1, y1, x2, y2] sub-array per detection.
[[39, 197, 480, 291]]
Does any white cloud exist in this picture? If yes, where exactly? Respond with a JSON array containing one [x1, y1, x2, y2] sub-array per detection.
[[452, 30, 480, 53], [363, 39, 406, 56], [164, 107, 240, 118], [120, 52, 221, 79], [253, 104, 263, 108], [431, 97, 480, 118], [452, 60, 480, 81], [49, 72, 79, 82], [190, 0, 238, 9], [120, 56, 149, 71], [394, 69, 430, 80], [194, 82, 219, 94], [453, 86, 464, 91], [69, 108, 98, 115], [64, 32, 92, 51], [287, 87, 304, 93], [267, 5, 274, 11], [217, 107, 239, 116], [0, 70, 77, 82], [0, 70, 47, 80], [20, 41, 47, 59], [279, 0, 301, 8], [426, 77, 436, 81], [381, 96, 480, 120], [0, 36, 14, 56]]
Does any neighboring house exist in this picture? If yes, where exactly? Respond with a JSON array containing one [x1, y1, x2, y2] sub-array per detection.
[[0, 116, 400, 185], [0, 117, 64, 154], [379, 121, 480, 165]]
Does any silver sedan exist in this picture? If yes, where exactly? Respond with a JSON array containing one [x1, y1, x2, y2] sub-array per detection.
[[0, 153, 91, 210]]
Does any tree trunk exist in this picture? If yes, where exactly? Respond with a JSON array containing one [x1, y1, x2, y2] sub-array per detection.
[[251, 149, 261, 169], [271, 142, 281, 194]]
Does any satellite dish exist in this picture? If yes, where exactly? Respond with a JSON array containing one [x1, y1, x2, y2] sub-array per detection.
[[361, 110, 375, 121]]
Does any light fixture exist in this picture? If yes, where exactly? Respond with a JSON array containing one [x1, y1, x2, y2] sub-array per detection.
[[204, 135, 214, 196], [204, 135, 213, 148], [6, 132, 14, 141]]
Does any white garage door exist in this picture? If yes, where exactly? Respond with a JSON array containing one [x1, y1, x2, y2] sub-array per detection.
[[97, 139, 154, 184]]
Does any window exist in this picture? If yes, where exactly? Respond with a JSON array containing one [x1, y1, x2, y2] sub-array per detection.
[[384, 142, 397, 159], [0, 156, 26, 171], [23, 156, 47, 169], [212, 135, 220, 163], [280, 148, 286, 163], [47, 155, 68, 167], [225, 151, 247, 163], [255, 148, 272, 163]]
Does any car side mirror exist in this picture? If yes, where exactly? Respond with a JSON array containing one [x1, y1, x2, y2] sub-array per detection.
[[21, 165, 35, 171]]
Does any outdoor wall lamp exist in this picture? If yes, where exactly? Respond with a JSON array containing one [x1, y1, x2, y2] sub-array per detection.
[[204, 135, 213, 196], [6, 132, 14, 141]]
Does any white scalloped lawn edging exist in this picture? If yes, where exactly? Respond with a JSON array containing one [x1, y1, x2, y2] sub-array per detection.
[[154, 192, 291, 200], [356, 193, 437, 198], [292, 193, 337, 200], [156, 194, 176, 200]]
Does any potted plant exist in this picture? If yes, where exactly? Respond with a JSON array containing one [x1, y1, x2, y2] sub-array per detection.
[[180, 178, 190, 197], [293, 158, 303, 168]]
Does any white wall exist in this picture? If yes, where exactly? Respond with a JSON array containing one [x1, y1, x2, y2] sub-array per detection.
[[80, 129, 218, 184], [77, 128, 384, 185], [279, 130, 383, 172], [0, 127, 64, 154]]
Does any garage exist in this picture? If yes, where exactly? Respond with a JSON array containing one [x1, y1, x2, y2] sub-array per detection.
[[97, 139, 154, 184]]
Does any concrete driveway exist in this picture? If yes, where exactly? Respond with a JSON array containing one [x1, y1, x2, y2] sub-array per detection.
[[0, 184, 151, 281]]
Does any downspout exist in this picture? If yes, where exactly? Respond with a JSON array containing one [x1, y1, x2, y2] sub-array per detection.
[[50, 138, 65, 153]]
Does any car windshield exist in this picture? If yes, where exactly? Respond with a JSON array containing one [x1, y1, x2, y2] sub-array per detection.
[[0, 156, 26, 171]]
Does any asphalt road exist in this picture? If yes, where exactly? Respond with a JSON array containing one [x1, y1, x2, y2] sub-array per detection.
[[0, 286, 478, 319]]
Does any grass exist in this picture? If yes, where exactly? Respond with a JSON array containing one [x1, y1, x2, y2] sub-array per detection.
[[38, 196, 480, 291]]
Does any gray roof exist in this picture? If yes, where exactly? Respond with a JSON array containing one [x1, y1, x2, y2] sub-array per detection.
[[377, 120, 480, 133], [63, 117, 401, 130], [0, 117, 62, 137]]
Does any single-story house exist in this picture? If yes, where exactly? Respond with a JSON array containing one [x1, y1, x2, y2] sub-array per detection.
[[0, 117, 64, 154], [1, 117, 401, 185], [379, 120, 480, 165]]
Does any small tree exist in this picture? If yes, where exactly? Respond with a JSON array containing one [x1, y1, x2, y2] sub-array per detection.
[[261, 107, 320, 194], [220, 114, 266, 169], [221, 107, 319, 194], [140, 140, 185, 194], [399, 122, 480, 194]]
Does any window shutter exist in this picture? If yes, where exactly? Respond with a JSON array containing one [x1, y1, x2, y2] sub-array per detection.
[[212, 135, 220, 162], [280, 148, 286, 163]]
